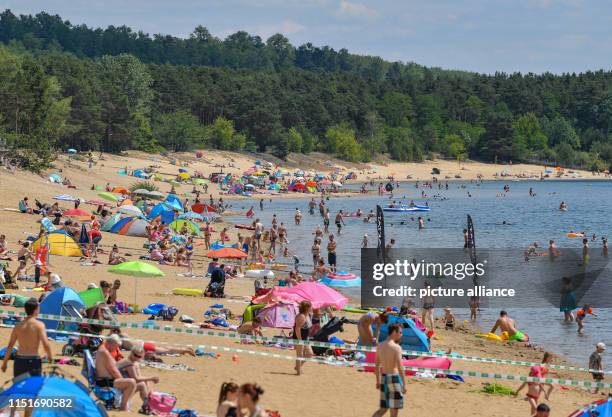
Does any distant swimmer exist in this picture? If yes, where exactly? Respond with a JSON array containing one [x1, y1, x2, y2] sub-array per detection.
[[559, 201, 567, 211]]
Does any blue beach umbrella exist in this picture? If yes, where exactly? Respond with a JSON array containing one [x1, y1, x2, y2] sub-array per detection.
[[0, 375, 107, 417]]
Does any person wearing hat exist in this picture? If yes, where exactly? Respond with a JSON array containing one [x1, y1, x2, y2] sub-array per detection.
[[116, 344, 159, 414], [95, 333, 136, 411], [589, 342, 606, 393]]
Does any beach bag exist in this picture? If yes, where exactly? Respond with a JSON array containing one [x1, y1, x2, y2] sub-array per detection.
[[147, 391, 177, 416], [176, 410, 198, 417], [157, 306, 178, 321], [114, 301, 129, 314]]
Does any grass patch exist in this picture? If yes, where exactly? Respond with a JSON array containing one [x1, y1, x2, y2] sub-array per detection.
[[480, 383, 515, 396]]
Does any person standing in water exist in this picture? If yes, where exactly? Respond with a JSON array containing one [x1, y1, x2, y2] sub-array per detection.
[[327, 234, 337, 272], [335, 210, 345, 235], [372, 323, 406, 417]]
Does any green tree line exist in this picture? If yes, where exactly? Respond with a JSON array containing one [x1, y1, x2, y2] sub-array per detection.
[[1, 9, 612, 172]]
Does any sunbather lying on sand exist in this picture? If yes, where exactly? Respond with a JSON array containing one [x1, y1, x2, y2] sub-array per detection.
[[109, 329, 195, 357]]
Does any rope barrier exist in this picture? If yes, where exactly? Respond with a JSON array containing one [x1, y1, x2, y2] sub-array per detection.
[[2, 324, 611, 390], [0, 308, 609, 375]]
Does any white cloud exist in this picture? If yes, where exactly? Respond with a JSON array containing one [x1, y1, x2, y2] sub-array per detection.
[[336, 0, 377, 18]]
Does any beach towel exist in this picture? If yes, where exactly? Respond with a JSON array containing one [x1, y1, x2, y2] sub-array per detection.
[[380, 373, 404, 409]]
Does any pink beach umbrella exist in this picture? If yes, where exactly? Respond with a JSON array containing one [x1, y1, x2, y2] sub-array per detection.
[[253, 282, 348, 309]]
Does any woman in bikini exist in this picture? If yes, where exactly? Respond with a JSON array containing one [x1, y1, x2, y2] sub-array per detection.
[[294, 300, 313, 376]]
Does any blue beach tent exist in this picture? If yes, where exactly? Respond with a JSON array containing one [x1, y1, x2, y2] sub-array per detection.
[[0, 375, 107, 417], [373, 315, 430, 352], [39, 288, 85, 338]]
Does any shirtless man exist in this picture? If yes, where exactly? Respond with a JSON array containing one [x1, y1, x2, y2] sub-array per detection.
[[490, 310, 528, 342], [358, 312, 389, 346], [2, 298, 52, 381], [372, 323, 406, 417], [335, 211, 345, 235], [95, 333, 137, 411]]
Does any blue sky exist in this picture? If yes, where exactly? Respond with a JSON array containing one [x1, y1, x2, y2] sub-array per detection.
[[4, 0, 611, 74]]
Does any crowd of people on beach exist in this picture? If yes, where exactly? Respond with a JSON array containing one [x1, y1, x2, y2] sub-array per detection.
[[0, 175, 609, 417]]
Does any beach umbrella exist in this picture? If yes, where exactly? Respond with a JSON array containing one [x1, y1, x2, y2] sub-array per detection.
[[109, 260, 165, 304], [53, 194, 77, 201], [98, 192, 119, 202], [67, 148, 77, 154], [191, 203, 216, 214], [179, 211, 204, 221], [205, 248, 248, 259], [318, 179, 330, 185], [63, 209, 91, 217], [118, 204, 143, 217], [253, 282, 348, 309], [119, 198, 133, 206], [192, 178, 206, 185], [147, 190, 164, 199], [131, 188, 150, 195], [332, 181, 343, 187], [108, 261, 164, 277], [178, 172, 190, 180]]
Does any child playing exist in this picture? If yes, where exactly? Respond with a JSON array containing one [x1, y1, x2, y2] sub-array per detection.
[[515, 365, 549, 416], [443, 307, 456, 330], [589, 342, 606, 394], [576, 303, 597, 334]]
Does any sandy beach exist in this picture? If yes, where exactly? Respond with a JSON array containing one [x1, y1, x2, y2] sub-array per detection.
[[0, 151, 606, 417]]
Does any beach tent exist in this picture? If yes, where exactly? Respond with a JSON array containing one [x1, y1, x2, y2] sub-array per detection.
[[373, 316, 429, 352], [168, 219, 202, 236], [32, 232, 82, 257], [179, 211, 204, 221], [0, 375, 108, 417], [256, 302, 297, 329], [568, 398, 612, 417], [112, 187, 129, 195], [110, 217, 149, 237], [164, 194, 183, 211], [268, 183, 281, 191], [133, 169, 149, 178], [149, 203, 177, 224], [48, 173, 62, 183], [253, 282, 348, 309], [40, 287, 85, 336], [101, 213, 122, 232]]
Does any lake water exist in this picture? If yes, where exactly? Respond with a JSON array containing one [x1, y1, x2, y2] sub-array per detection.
[[226, 179, 612, 364]]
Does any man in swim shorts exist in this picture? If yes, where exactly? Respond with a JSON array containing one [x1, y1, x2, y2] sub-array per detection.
[[372, 323, 406, 417], [490, 310, 529, 342], [1, 298, 52, 379]]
